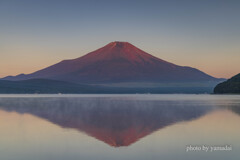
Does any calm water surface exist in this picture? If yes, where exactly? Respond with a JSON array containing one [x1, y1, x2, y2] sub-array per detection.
[[0, 94, 239, 160]]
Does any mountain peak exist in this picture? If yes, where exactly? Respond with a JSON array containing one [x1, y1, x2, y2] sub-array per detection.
[[88, 41, 160, 64], [106, 41, 134, 50], [109, 41, 130, 46]]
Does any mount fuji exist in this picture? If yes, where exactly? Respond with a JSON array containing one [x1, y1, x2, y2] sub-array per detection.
[[3, 41, 221, 84]]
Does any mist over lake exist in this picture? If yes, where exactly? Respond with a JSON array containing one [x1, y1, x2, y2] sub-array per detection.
[[0, 94, 239, 160]]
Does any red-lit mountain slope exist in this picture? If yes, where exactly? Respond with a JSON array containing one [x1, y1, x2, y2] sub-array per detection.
[[3, 41, 219, 83]]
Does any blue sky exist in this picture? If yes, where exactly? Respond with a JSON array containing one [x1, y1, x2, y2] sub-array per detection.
[[1, 0, 240, 78]]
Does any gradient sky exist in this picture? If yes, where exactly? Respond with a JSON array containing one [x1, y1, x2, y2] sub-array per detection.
[[1, 0, 240, 78]]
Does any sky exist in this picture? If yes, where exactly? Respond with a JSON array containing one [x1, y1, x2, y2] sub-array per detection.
[[0, 0, 240, 79]]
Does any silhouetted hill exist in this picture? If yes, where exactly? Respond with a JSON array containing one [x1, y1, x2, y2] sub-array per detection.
[[0, 79, 219, 94], [214, 73, 240, 94], [0, 79, 101, 93]]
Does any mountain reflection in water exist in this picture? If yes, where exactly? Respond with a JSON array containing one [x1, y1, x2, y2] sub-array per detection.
[[0, 96, 230, 147]]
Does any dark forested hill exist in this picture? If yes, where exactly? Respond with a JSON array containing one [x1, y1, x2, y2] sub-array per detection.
[[214, 73, 240, 94]]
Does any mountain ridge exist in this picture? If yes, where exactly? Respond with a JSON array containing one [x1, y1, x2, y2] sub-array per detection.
[[2, 41, 220, 83]]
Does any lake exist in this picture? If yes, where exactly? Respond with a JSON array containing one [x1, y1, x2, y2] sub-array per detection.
[[0, 94, 239, 160]]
